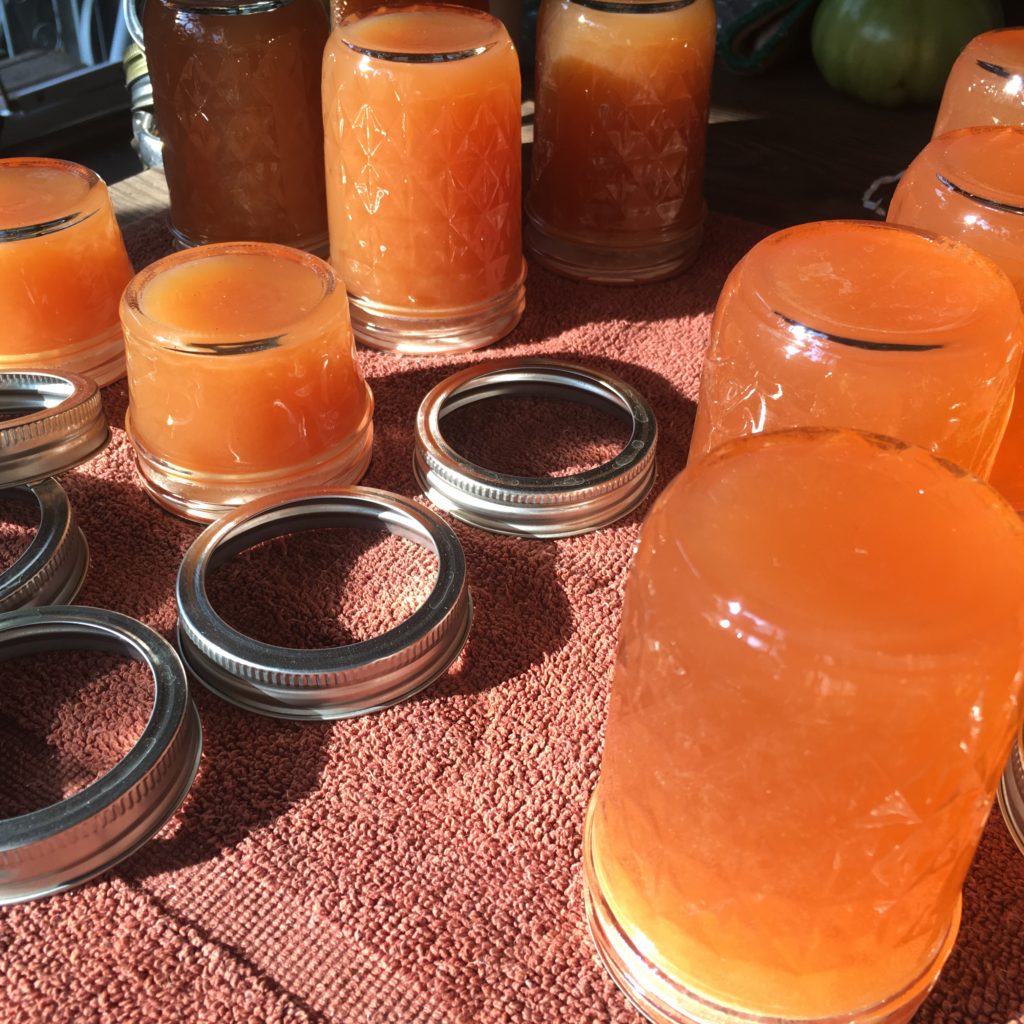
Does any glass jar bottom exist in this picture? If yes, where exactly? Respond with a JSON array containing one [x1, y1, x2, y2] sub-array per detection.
[[125, 391, 374, 522], [581, 795, 961, 1024], [525, 212, 704, 285], [0, 324, 126, 387], [348, 270, 526, 355], [170, 224, 331, 260]]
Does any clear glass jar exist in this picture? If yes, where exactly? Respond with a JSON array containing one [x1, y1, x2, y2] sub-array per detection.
[[587, 427, 1024, 1024], [323, 4, 525, 354], [0, 158, 133, 386], [120, 242, 374, 522], [526, 0, 716, 283], [689, 220, 1023, 479], [934, 28, 1024, 136], [143, 0, 329, 253]]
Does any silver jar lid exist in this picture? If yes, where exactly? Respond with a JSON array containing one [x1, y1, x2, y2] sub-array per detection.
[[413, 358, 658, 538], [0, 371, 110, 487], [998, 724, 1024, 857], [176, 487, 472, 720], [0, 607, 202, 905], [0, 479, 89, 612]]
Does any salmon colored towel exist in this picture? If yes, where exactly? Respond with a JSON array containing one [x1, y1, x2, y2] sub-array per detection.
[[3, 212, 1024, 1024]]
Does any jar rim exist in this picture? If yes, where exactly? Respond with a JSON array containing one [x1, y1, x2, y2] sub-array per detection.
[[927, 126, 1024, 215], [120, 241, 343, 351], [0, 157, 103, 242]]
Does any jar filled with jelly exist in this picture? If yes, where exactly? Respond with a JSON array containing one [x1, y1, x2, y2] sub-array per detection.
[[143, 0, 329, 253]]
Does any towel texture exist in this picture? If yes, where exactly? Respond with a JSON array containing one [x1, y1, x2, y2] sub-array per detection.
[[2, 212, 1024, 1024]]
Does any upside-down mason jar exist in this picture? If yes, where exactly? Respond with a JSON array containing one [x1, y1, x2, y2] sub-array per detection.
[[934, 28, 1024, 136], [587, 427, 1024, 1024], [888, 127, 1024, 510], [323, 4, 524, 353], [0, 158, 133, 385], [526, 0, 716, 283], [689, 220, 1023, 479], [120, 242, 374, 522], [143, 0, 329, 253]]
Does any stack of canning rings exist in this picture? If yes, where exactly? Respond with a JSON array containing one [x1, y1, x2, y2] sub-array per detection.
[[0, 357, 658, 905]]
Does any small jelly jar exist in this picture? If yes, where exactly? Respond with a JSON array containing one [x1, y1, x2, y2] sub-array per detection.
[[689, 220, 1023, 479], [143, 0, 329, 253], [934, 28, 1024, 136], [526, 0, 716, 283], [889, 126, 1024, 511], [120, 242, 374, 522], [0, 158, 133, 385], [587, 427, 1024, 1024], [322, 4, 525, 354]]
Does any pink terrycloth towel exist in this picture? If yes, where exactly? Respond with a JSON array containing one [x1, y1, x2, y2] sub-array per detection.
[[3, 213, 1024, 1024]]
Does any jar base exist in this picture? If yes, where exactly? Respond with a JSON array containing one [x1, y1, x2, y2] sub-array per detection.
[[581, 796, 961, 1024], [347, 269, 526, 355], [170, 224, 330, 260], [0, 324, 126, 387], [524, 213, 704, 285], [126, 391, 374, 523]]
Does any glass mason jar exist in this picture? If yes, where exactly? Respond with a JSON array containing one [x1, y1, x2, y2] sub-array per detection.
[[934, 28, 1024, 136], [689, 220, 1023, 479], [0, 158, 133, 386], [586, 427, 1024, 1024], [143, 0, 329, 253], [120, 242, 374, 522], [323, 4, 525, 354], [526, 0, 716, 283], [889, 126, 1024, 511]]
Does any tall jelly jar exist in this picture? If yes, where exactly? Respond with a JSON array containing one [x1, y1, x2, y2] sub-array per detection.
[[587, 427, 1024, 1024], [143, 0, 329, 253], [120, 242, 374, 522], [526, 0, 716, 283], [0, 158, 133, 385], [323, 4, 524, 354]]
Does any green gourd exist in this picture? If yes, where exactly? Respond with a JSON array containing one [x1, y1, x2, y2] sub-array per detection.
[[811, 0, 1004, 107]]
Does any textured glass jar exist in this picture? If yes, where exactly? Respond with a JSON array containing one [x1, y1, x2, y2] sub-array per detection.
[[0, 158, 133, 386], [526, 0, 716, 283], [120, 242, 373, 522], [934, 28, 1024, 136], [587, 427, 1024, 1024], [143, 0, 329, 253], [889, 126, 1024, 510], [689, 220, 1023, 478], [323, 4, 525, 354]]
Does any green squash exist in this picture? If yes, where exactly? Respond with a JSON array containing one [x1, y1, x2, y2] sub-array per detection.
[[812, 0, 1004, 107]]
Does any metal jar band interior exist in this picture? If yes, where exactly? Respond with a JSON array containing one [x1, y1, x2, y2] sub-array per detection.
[[413, 357, 658, 538], [0, 607, 202, 905], [0, 479, 89, 612], [176, 487, 473, 720]]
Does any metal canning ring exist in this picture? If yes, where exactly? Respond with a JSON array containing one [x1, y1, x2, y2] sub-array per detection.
[[0, 479, 89, 612], [413, 357, 658, 538], [0, 607, 202, 905], [176, 487, 472, 720], [998, 721, 1024, 858], [0, 370, 110, 488]]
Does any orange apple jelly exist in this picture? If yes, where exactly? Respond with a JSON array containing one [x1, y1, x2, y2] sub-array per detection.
[[0, 158, 133, 385], [934, 28, 1024, 136], [526, 0, 716, 283], [689, 221, 1023, 478], [323, 5, 524, 353], [120, 243, 373, 522], [888, 127, 1024, 511], [586, 428, 1024, 1024], [329, 0, 487, 30]]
